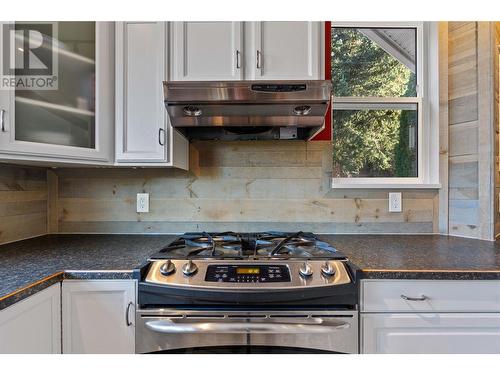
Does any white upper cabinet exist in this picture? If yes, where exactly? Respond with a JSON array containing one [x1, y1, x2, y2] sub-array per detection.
[[171, 22, 243, 81], [0, 22, 114, 165], [116, 22, 165, 162], [249, 22, 322, 80], [170, 21, 322, 81], [115, 22, 188, 168]]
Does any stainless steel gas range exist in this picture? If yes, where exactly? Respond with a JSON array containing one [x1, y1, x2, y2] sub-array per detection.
[[134, 232, 359, 354]]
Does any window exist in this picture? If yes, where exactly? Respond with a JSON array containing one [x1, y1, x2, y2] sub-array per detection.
[[329, 22, 440, 188]]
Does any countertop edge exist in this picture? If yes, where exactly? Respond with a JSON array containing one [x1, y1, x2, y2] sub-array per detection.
[[0, 272, 64, 311], [63, 270, 135, 280]]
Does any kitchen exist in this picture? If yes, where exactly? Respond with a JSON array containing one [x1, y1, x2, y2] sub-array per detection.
[[0, 0, 500, 369]]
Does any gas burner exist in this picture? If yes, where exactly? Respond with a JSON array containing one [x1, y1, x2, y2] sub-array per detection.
[[149, 231, 344, 260]]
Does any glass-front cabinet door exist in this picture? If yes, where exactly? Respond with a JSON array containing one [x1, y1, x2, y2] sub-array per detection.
[[0, 22, 113, 164]]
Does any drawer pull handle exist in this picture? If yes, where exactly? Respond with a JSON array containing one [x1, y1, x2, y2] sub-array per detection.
[[401, 294, 428, 302]]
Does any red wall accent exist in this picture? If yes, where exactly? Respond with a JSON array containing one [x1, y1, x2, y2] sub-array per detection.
[[312, 21, 332, 141]]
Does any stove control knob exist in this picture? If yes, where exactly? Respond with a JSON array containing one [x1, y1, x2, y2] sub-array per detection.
[[299, 261, 313, 278], [182, 260, 198, 276], [160, 260, 176, 276], [321, 261, 336, 277]]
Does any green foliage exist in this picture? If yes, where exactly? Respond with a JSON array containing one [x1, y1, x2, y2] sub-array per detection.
[[333, 109, 401, 177], [394, 106, 417, 177], [331, 28, 417, 178]]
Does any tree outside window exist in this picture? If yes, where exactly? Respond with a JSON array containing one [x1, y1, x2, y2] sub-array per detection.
[[331, 27, 418, 179]]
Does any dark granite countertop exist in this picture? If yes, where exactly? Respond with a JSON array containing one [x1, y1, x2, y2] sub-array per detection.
[[318, 234, 500, 280], [1, 234, 500, 311], [0, 234, 176, 310]]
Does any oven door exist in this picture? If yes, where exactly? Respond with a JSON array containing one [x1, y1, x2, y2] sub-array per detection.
[[136, 309, 358, 354]]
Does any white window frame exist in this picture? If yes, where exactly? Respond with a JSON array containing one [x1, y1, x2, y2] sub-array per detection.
[[330, 22, 440, 189]]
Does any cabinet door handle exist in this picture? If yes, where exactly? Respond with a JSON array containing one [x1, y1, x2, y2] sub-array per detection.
[[0, 109, 5, 132], [236, 50, 241, 69], [158, 128, 165, 146], [256, 50, 261, 69], [126, 301, 134, 326], [400, 294, 429, 301]]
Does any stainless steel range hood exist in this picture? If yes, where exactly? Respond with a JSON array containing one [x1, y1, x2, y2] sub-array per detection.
[[163, 80, 332, 141]]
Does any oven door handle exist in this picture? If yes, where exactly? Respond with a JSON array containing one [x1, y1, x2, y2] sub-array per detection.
[[145, 319, 350, 334]]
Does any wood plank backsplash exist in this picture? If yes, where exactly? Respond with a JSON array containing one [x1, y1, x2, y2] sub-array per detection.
[[56, 141, 438, 234], [0, 164, 47, 244]]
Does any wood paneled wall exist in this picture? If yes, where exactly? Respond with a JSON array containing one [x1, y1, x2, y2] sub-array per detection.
[[494, 22, 500, 238], [55, 141, 439, 234], [445, 21, 498, 240], [447, 22, 480, 238], [0, 164, 47, 244]]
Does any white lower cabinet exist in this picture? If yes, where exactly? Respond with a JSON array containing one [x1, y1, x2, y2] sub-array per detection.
[[361, 313, 500, 354], [361, 280, 500, 354], [0, 283, 61, 354], [62, 280, 136, 354]]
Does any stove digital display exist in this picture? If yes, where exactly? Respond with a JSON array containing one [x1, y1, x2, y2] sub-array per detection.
[[236, 267, 260, 275], [205, 264, 291, 283]]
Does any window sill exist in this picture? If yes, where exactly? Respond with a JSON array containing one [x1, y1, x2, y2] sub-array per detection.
[[331, 181, 441, 190]]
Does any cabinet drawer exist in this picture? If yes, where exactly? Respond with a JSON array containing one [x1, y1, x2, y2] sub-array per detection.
[[361, 280, 500, 312]]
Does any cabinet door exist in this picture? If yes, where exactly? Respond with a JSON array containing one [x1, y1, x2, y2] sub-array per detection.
[[0, 283, 61, 354], [0, 22, 14, 143], [250, 22, 321, 80], [171, 22, 243, 80], [361, 313, 500, 354], [62, 280, 135, 354], [0, 22, 113, 163], [115, 22, 167, 163]]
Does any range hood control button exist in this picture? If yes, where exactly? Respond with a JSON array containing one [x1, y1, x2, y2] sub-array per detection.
[[159, 260, 176, 276], [182, 260, 198, 276], [183, 105, 202, 117], [299, 261, 313, 278]]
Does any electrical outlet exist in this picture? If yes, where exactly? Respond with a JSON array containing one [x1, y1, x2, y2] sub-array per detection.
[[389, 192, 402, 213], [137, 193, 149, 213]]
